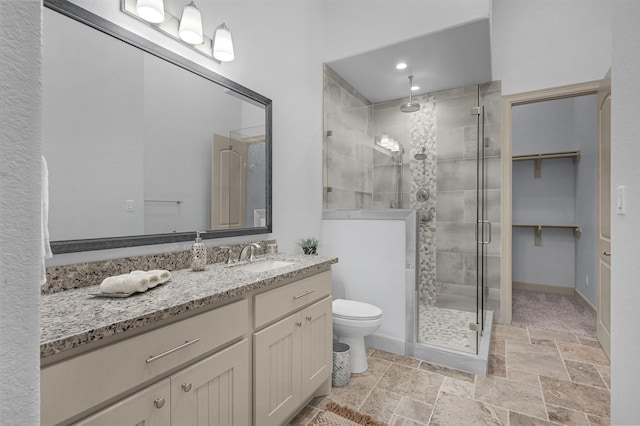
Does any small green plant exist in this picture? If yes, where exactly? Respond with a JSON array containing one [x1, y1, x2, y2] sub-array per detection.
[[297, 237, 319, 255]]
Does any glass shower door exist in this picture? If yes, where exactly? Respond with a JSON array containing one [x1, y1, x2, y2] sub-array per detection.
[[416, 84, 487, 355]]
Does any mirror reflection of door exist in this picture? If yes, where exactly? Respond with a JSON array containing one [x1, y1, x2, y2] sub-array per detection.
[[212, 134, 247, 229]]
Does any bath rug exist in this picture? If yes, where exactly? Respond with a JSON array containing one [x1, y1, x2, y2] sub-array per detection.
[[310, 411, 362, 426], [311, 402, 387, 426]]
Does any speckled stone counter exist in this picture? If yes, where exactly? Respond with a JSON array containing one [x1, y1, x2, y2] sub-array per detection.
[[41, 254, 337, 360]]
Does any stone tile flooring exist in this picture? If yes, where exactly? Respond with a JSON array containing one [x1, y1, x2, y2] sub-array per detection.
[[290, 323, 610, 425]]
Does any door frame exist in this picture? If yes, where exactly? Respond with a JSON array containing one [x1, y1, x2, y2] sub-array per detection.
[[500, 80, 603, 324]]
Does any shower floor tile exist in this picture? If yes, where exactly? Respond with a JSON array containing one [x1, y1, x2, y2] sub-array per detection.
[[418, 304, 476, 352]]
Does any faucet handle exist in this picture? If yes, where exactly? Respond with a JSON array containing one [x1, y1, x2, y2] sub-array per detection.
[[220, 246, 235, 264]]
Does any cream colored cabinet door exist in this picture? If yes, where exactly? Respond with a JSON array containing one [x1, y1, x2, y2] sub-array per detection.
[[73, 379, 170, 426], [171, 339, 250, 426], [301, 297, 332, 397], [254, 312, 303, 426]]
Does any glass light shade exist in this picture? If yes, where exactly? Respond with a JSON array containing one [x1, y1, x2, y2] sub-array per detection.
[[178, 2, 204, 45], [213, 24, 235, 62], [136, 0, 165, 24]]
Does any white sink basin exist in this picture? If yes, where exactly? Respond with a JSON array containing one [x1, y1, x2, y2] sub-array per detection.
[[232, 259, 295, 273]]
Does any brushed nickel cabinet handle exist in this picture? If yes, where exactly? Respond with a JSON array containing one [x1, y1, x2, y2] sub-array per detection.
[[146, 339, 200, 363], [603, 251, 611, 256], [154, 398, 166, 409], [182, 383, 192, 392], [306, 316, 312, 321], [295, 321, 302, 327], [293, 290, 314, 300]]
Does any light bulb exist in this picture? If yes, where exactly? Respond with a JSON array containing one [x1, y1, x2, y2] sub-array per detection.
[[178, 2, 204, 45], [213, 23, 235, 62], [136, 0, 165, 24]]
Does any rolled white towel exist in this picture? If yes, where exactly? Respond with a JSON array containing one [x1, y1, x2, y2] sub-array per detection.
[[130, 270, 162, 288], [149, 269, 171, 284], [100, 273, 150, 294]]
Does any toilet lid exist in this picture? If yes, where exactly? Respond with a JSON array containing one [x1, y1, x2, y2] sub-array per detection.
[[332, 299, 383, 320]]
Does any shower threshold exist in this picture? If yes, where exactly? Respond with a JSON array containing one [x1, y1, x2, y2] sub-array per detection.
[[410, 310, 493, 376]]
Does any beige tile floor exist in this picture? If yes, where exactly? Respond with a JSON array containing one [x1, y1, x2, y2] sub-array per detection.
[[290, 323, 610, 425]]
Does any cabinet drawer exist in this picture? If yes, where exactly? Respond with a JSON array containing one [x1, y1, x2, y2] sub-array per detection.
[[254, 271, 331, 329], [73, 379, 170, 426], [42, 299, 248, 426]]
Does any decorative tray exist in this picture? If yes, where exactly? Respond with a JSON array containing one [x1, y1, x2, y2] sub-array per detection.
[[89, 280, 171, 298]]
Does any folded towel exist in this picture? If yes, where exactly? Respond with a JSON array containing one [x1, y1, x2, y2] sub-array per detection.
[[130, 269, 171, 288], [100, 273, 150, 294], [130, 270, 161, 288], [149, 269, 171, 284], [41, 156, 53, 285]]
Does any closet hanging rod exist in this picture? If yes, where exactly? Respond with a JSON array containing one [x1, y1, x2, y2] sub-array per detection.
[[512, 150, 580, 178], [512, 223, 581, 246]]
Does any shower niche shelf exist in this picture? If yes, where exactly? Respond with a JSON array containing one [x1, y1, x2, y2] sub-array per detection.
[[512, 150, 580, 178], [512, 223, 581, 246]]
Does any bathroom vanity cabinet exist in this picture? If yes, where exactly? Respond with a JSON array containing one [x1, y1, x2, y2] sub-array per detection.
[[253, 272, 333, 426], [40, 264, 334, 426]]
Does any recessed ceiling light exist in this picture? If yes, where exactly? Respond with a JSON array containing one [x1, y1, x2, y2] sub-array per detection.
[[411, 85, 420, 91], [396, 62, 407, 70]]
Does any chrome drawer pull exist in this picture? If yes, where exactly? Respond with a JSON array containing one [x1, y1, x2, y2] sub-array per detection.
[[154, 398, 166, 409], [146, 339, 200, 364], [296, 321, 302, 327], [306, 316, 312, 321], [293, 290, 314, 300], [182, 383, 192, 392]]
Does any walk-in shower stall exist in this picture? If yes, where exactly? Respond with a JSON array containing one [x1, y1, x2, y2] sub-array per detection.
[[322, 65, 502, 374]]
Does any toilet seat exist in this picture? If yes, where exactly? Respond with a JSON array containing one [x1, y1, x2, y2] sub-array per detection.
[[332, 299, 382, 321]]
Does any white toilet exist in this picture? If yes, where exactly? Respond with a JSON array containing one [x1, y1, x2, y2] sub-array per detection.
[[332, 299, 383, 373]]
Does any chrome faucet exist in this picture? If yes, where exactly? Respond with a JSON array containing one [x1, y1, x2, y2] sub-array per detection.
[[239, 243, 261, 262]]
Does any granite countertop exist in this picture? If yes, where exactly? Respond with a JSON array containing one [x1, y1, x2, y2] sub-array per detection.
[[40, 254, 338, 359]]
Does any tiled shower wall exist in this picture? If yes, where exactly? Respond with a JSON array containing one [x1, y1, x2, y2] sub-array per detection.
[[323, 65, 374, 209], [433, 82, 502, 317], [323, 66, 502, 317]]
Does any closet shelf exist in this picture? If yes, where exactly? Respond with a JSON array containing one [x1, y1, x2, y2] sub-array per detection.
[[512, 223, 581, 246], [512, 150, 580, 178]]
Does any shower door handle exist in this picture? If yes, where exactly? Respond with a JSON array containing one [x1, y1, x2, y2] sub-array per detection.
[[476, 220, 491, 244]]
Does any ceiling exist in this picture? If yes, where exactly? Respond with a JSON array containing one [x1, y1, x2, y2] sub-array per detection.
[[326, 19, 492, 104]]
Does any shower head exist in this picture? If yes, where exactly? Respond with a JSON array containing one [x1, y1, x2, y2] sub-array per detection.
[[400, 75, 421, 113], [414, 146, 427, 160]]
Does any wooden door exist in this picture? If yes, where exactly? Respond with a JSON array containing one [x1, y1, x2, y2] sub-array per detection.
[[171, 339, 250, 426], [253, 313, 302, 426], [73, 379, 170, 426], [300, 297, 332, 397], [211, 134, 247, 230], [597, 70, 612, 358]]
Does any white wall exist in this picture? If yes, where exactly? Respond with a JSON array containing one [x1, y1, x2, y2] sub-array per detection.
[[323, 0, 491, 62], [492, 0, 611, 95], [322, 215, 412, 355], [611, 1, 640, 423], [0, 1, 42, 423]]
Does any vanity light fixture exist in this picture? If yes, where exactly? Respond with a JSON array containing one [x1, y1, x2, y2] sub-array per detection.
[[122, 0, 235, 63], [411, 85, 420, 91], [178, 1, 204, 45], [396, 62, 407, 70], [213, 23, 235, 62], [135, 0, 165, 24]]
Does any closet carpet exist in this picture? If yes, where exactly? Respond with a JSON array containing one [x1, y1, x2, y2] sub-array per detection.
[[511, 289, 597, 337]]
